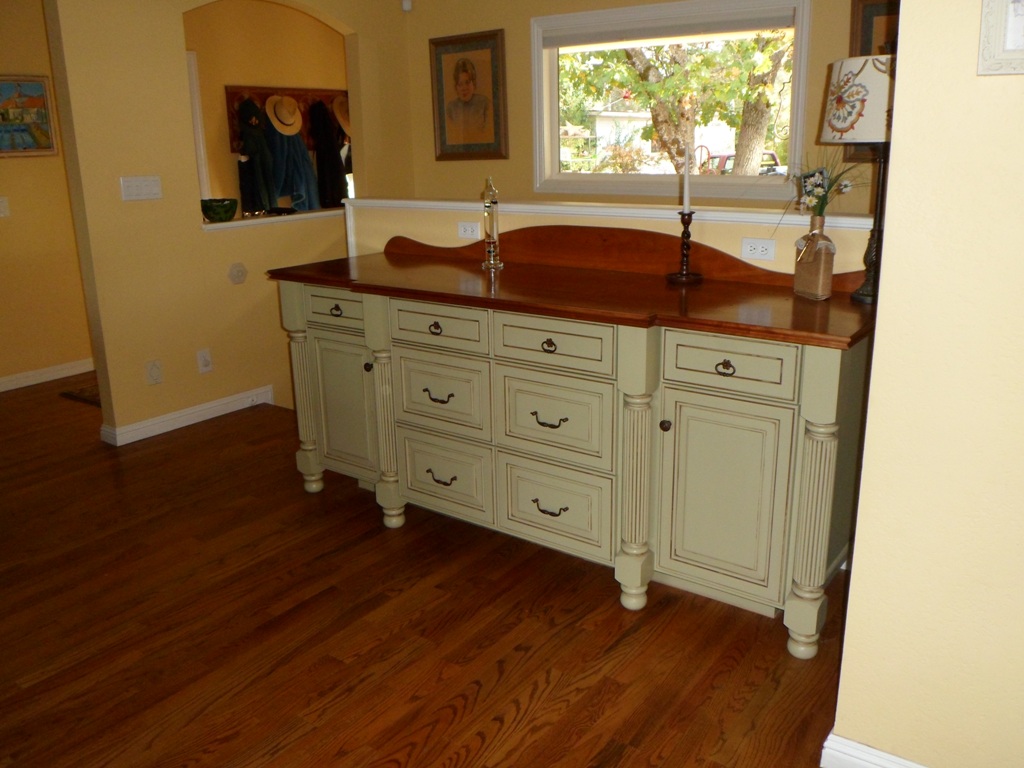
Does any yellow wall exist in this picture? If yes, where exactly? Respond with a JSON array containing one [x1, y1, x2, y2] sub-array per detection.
[[400, 0, 868, 213], [184, 0, 348, 201], [832, 0, 1024, 764], [0, 0, 92, 381], [40, 0, 390, 427]]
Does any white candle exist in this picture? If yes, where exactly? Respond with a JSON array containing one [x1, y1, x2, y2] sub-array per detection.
[[683, 144, 692, 212]]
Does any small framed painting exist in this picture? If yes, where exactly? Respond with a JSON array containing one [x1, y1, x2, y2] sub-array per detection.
[[978, 0, 1024, 74], [0, 76, 58, 157], [429, 29, 509, 161]]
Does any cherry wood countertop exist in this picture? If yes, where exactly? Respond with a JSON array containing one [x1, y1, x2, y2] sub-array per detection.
[[268, 225, 875, 350]]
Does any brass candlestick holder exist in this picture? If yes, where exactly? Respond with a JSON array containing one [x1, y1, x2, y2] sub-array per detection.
[[666, 211, 702, 285]]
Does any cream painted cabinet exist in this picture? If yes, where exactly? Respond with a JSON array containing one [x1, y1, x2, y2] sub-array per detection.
[[653, 328, 870, 659], [308, 327, 378, 483], [276, 282, 870, 661], [386, 300, 620, 567], [656, 329, 800, 609], [657, 385, 795, 607], [276, 282, 378, 492]]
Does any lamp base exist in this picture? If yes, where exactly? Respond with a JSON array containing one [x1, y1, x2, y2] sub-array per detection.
[[850, 281, 876, 304], [849, 145, 888, 306]]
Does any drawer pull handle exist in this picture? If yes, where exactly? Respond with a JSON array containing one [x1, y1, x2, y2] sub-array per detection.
[[531, 411, 568, 429], [659, 420, 672, 432], [363, 362, 374, 373], [714, 359, 736, 377], [428, 321, 443, 336], [426, 468, 457, 487], [423, 388, 455, 405], [540, 338, 558, 353], [531, 498, 568, 518], [329, 304, 344, 317]]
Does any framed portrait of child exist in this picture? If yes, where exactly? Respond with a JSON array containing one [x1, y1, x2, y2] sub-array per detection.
[[429, 29, 509, 160]]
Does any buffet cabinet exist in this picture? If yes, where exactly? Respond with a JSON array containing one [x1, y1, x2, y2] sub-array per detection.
[[276, 269, 871, 661]]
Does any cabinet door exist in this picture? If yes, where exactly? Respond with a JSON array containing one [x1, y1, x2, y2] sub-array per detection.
[[658, 387, 794, 605], [309, 328, 378, 483]]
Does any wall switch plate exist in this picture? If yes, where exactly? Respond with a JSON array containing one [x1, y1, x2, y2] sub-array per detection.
[[741, 237, 776, 261], [145, 360, 163, 385], [457, 221, 481, 240], [0, 197, 10, 217], [120, 175, 163, 201], [196, 349, 213, 374]]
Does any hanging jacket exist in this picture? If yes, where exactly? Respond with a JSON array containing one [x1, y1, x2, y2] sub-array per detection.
[[264, 120, 321, 212], [309, 99, 346, 208], [236, 98, 277, 214]]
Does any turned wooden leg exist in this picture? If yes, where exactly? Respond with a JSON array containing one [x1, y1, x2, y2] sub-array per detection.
[[615, 393, 653, 610], [372, 349, 405, 528], [287, 329, 324, 493], [784, 420, 839, 659]]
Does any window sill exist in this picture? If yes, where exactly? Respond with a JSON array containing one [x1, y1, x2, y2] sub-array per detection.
[[201, 206, 347, 231]]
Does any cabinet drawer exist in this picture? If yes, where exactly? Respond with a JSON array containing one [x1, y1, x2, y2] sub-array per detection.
[[397, 427, 494, 525], [394, 347, 491, 441], [494, 364, 614, 472], [493, 312, 615, 376], [662, 329, 799, 402], [496, 452, 613, 564], [390, 299, 489, 354], [305, 286, 364, 330]]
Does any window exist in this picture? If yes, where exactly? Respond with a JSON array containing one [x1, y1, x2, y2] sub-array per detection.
[[531, 0, 810, 201]]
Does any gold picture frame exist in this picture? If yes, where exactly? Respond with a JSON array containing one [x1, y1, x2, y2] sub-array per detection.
[[0, 75, 58, 157], [429, 29, 508, 161]]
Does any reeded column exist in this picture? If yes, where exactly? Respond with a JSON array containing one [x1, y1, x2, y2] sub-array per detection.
[[288, 329, 323, 493], [615, 392, 654, 610], [784, 420, 839, 659], [372, 349, 405, 528]]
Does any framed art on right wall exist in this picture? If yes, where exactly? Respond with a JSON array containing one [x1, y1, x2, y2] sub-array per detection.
[[978, 0, 1024, 74]]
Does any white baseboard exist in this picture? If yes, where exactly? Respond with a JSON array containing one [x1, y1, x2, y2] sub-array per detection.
[[100, 385, 275, 446], [0, 359, 95, 392], [821, 733, 929, 768]]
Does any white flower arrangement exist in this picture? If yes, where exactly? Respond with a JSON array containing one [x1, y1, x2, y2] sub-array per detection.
[[796, 152, 861, 216]]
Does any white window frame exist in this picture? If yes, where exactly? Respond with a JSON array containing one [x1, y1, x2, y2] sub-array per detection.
[[531, 0, 811, 202]]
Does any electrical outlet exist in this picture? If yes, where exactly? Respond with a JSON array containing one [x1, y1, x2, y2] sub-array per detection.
[[457, 221, 481, 240], [145, 360, 163, 385], [741, 237, 776, 261], [197, 348, 213, 374]]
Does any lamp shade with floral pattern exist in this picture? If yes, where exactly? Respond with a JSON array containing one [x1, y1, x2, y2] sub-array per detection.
[[821, 55, 895, 144]]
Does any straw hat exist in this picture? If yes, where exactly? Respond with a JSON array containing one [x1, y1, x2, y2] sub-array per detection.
[[331, 93, 351, 134], [265, 94, 303, 135]]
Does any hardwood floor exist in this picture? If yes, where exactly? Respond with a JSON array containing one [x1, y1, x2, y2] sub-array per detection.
[[0, 372, 846, 767]]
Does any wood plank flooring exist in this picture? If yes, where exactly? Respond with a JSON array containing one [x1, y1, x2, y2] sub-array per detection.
[[0, 372, 846, 767]]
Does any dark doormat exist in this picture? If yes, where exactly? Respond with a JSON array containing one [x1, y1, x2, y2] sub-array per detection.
[[60, 384, 101, 407]]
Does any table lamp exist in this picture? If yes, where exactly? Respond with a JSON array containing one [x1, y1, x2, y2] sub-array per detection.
[[820, 55, 896, 304]]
